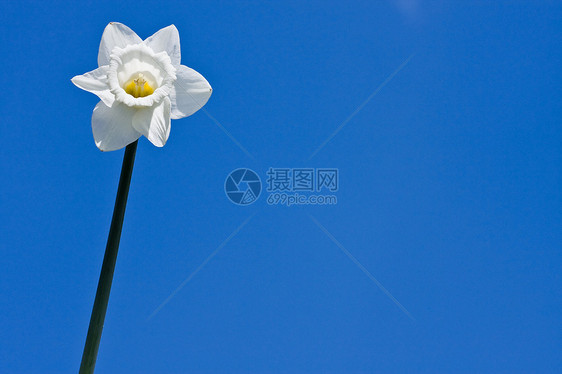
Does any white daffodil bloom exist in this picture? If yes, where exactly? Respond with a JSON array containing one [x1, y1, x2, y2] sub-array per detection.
[[72, 22, 212, 151]]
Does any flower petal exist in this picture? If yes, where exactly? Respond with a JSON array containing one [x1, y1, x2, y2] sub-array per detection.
[[132, 97, 171, 147], [92, 102, 141, 151], [98, 22, 142, 67], [143, 25, 181, 66], [170, 65, 212, 119], [71, 66, 114, 107]]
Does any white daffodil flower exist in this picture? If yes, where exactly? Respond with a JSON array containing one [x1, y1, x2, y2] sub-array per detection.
[[72, 22, 212, 151]]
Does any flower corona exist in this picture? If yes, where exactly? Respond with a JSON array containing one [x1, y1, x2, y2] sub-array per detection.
[[124, 73, 154, 98]]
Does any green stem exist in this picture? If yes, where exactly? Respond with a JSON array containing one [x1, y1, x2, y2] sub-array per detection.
[[79, 140, 138, 374]]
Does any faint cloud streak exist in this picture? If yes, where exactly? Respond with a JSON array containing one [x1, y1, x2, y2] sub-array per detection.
[[394, 0, 421, 20]]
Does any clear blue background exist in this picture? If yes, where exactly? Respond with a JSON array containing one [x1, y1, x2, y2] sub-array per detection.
[[1, 1, 561, 373]]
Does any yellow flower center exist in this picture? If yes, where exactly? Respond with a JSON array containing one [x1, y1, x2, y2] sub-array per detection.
[[123, 73, 154, 98]]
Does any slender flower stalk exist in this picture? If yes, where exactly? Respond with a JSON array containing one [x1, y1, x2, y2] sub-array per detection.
[[73, 23, 211, 373], [79, 140, 138, 374]]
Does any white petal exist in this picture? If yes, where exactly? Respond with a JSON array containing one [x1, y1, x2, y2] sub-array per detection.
[[98, 22, 142, 67], [132, 97, 171, 147], [92, 102, 141, 152], [170, 65, 212, 120], [144, 25, 181, 66], [71, 66, 114, 107]]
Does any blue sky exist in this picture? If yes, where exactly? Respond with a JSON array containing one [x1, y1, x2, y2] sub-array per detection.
[[1, 1, 561, 373]]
